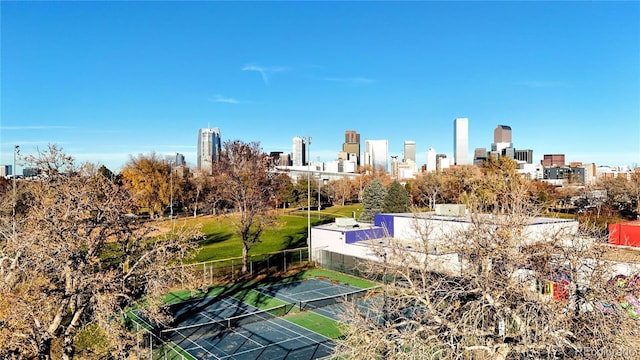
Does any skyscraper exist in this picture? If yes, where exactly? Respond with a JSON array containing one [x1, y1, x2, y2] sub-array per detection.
[[343, 130, 361, 166], [426, 147, 437, 172], [292, 136, 306, 166], [492, 125, 513, 155], [364, 139, 389, 172], [197, 128, 221, 175], [454, 118, 469, 165], [404, 140, 416, 163]]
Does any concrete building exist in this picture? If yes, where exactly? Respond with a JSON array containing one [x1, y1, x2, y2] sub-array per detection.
[[514, 149, 534, 164], [454, 118, 469, 165], [363, 139, 389, 173], [292, 136, 307, 167], [404, 140, 416, 163], [542, 154, 566, 167], [197, 128, 221, 175], [0, 165, 12, 177], [492, 125, 513, 155], [473, 148, 488, 167], [311, 207, 579, 276], [426, 148, 437, 173]]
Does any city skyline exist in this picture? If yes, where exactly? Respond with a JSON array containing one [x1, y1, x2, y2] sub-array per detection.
[[1, 1, 638, 172]]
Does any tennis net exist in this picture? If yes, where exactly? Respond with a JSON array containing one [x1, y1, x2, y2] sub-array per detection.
[[299, 286, 381, 311], [160, 302, 295, 337]]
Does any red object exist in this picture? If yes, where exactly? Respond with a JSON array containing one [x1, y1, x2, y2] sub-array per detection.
[[609, 221, 640, 247]]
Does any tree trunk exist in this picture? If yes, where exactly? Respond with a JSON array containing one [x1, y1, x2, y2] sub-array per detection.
[[241, 242, 249, 274]]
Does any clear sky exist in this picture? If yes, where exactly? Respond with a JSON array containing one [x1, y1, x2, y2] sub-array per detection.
[[1, 1, 639, 173]]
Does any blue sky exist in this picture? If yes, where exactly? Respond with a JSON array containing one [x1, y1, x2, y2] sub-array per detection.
[[1, 1, 639, 173]]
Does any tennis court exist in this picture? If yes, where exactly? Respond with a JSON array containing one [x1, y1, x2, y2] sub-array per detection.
[[161, 295, 335, 359], [255, 278, 382, 323]]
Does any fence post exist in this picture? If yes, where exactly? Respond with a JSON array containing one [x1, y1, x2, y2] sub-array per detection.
[[284, 252, 287, 272], [250, 255, 253, 275]]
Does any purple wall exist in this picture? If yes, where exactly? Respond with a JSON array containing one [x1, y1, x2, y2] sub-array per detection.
[[374, 214, 394, 237], [344, 228, 385, 244]]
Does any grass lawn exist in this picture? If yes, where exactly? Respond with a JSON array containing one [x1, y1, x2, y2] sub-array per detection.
[[169, 204, 363, 263]]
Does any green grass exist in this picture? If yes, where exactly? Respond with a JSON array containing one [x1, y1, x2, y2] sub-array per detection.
[[300, 268, 378, 289], [171, 204, 363, 263], [284, 311, 345, 339]]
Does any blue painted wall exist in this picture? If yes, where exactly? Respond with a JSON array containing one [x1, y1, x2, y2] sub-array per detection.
[[374, 214, 395, 237]]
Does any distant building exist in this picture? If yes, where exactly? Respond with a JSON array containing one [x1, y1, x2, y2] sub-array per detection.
[[197, 128, 221, 175], [454, 118, 469, 165], [292, 136, 307, 166], [544, 166, 586, 184], [0, 165, 12, 177], [343, 130, 361, 166], [473, 148, 488, 166], [426, 147, 437, 173], [404, 140, 416, 163], [541, 154, 565, 167], [279, 153, 291, 167], [166, 153, 186, 166], [364, 139, 389, 172], [514, 149, 533, 164], [23, 168, 42, 178], [492, 125, 513, 154], [436, 154, 450, 171]]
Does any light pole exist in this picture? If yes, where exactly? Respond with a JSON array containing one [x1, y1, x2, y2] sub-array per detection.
[[12, 145, 19, 237], [169, 160, 174, 220], [304, 136, 312, 256], [317, 176, 321, 219]]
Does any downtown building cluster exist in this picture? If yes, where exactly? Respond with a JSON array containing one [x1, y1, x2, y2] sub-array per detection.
[[2, 120, 635, 186]]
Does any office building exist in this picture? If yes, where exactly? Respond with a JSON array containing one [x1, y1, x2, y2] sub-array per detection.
[[454, 118, 469, 165], [492, 125, 513, 155], [343, 130, 361, 166], [426, 148, 437, 173], [292, 136, 306, 166], [166, 153, 186, 167], [0, 165, 12, 177], [473, 148, 488, 167], [404, 140, 416, 163], [541, 154, 566, 167], [197, 128, 221, 175], [514, 149, 533, 164], [363, 139, 389, 172]]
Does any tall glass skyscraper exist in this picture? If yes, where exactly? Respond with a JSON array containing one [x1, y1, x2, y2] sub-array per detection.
[[197, 128, 221, 175], [364, 139, 389, 172], [454, 118, 469, 165]]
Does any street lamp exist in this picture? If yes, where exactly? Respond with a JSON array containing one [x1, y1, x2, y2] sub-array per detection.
[[304, 136, 312, 256], [13, 145, 19, 237], [169, 160, 174, 220]]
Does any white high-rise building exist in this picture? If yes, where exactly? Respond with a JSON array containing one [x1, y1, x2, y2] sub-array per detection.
[[426, 147, 437, 173], [197, 128, 221, 175], [364, 139, 389, 172], [292, 136, 306, 166], [454, 118, 469, 165], [404, 140, 416, 163]]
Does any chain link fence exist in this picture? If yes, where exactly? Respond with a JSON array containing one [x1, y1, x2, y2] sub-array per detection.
[[175, 247, 310, 286]]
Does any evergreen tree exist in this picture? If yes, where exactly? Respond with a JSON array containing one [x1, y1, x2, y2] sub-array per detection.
[[383, 181, 412, 213], [359, 178, 387, 223]]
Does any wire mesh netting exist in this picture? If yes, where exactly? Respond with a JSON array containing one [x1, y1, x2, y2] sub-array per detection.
[[299, 286, 381, 311], [160, 303, 296, 337]]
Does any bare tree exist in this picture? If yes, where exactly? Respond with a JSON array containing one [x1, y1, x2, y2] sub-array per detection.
[[339, 175, 638, 359], [215, 140, 278, 273], [0, 145, 200, 359]]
